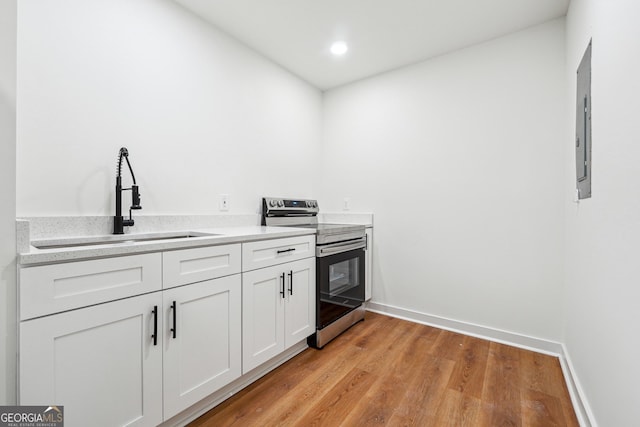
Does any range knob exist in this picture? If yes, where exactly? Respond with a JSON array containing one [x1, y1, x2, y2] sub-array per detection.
[[277, 200, 284, 207], [306, 201, 312, 207], [311, 201, 317, 208], [269, 200, 277, 207]]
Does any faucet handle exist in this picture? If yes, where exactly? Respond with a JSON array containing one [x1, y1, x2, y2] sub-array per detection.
[[131, 185, 142, 210]]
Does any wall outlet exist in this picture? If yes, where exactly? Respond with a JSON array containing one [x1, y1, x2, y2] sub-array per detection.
[[343, 197, 350, 211], [220, 194, 229, 211]]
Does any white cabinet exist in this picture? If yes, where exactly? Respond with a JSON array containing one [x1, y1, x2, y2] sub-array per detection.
[[365, 228, 373, 301], [242, 257, 315, 373], [162, 275, 241, 419], [19, 243, 243, 426], [20, 292, 163, 427], [19, 236, 315, 425]]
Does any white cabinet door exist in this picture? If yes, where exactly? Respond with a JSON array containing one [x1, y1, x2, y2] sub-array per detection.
[[162, 275, 241, 419], [20, 293, 163, 427], [365, 228, 373, 301], [242, 258, 316, 373], [284, 258, 316, 348], [242, 264, 286, 373]]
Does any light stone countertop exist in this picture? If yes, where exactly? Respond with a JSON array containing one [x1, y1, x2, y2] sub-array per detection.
[[16, 212, 373, 266], [18, 225, 316, 266]]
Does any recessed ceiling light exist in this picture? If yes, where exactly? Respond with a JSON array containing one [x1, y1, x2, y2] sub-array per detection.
[[330, 41, 348, 56]]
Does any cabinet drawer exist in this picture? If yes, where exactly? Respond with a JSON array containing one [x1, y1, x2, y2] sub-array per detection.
[[20, 253, 162, 320], [242, 235, 315, 272], [163, 244, 241, 289]]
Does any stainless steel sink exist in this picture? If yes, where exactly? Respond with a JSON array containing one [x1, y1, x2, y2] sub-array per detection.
[[32, 231, 220, 250]]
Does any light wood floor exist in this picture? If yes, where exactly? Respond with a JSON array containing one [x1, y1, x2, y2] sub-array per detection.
[[189, 312, 579, 427]]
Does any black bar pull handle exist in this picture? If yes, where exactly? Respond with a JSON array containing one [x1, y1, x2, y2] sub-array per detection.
[[170, 300, 177, 339], [151, 305, 158, 346], [288, 270, 293, 295], [280, 273, 286, 298], [277, 248, 295, 254]]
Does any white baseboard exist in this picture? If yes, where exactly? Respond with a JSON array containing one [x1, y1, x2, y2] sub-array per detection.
[[365, 301, 595, 427], [366, 301, 563, 355], [559, 344, 598, 427]]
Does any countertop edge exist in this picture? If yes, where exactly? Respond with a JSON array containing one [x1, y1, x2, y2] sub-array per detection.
[[18, 227, 316, 266]]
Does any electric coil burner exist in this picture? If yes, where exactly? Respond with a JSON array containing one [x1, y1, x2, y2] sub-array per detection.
[[262, 197, 366, 348]]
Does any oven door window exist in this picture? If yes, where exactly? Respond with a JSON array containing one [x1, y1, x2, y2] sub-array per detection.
[[329, 258, 359, 296]]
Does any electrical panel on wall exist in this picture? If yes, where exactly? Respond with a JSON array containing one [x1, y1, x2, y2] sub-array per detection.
[[576, 40, 592, 199]]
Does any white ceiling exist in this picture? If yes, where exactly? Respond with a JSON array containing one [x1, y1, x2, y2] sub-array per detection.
[[175, 0, 570, 90]]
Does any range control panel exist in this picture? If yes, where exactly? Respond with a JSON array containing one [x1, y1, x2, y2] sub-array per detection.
[[262, 197, 319, 215]]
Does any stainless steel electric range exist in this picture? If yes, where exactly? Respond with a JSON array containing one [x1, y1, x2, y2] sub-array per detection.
[[262, 197, 366, 348]]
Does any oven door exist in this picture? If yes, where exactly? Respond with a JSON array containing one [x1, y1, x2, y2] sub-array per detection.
[[316, 246, 365, 329]]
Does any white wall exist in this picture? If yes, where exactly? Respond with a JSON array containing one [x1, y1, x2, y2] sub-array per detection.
[[0, 0, 17, 405], [320, 20, 566, 341], [564, 1, 640, 425], [16, 0, 322, 217]]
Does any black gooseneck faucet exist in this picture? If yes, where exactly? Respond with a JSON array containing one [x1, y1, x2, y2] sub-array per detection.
[[113, 147, 142, 234]]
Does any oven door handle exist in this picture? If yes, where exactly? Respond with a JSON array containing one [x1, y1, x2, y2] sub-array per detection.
[[317, 239, 366, 257]]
